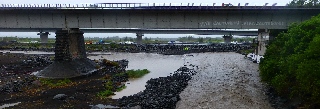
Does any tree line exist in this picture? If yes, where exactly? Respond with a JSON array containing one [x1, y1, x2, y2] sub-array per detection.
[[259, 14, 320, 108]]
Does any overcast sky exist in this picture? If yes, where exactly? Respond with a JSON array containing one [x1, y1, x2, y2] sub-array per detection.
[[0, 0, 291, 5], [0, 0, 292, 38]]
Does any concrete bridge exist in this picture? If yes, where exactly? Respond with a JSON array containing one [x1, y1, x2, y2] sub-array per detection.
[[1, 3, 319, 78]]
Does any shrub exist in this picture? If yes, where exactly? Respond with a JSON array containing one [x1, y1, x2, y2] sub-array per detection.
[[126, 69, 150, 78], [259, 14, 320, 105]]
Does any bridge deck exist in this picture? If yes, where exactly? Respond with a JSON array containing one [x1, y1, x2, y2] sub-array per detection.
[[1, 4, 320, 30], [1, 3, 320, 10]]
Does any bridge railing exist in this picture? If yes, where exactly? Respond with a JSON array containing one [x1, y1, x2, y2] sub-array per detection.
[[0, 3, 319, 10]]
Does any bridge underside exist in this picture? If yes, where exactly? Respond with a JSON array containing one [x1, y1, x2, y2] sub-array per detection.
[[0, 28, 258, 36]]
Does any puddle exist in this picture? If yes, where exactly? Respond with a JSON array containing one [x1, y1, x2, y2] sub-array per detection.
[[0, 102, 21, 109]]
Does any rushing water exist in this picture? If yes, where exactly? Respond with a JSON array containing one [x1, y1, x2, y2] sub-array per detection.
[[176, 52, 273, 109], [88, 52, 185, 99]]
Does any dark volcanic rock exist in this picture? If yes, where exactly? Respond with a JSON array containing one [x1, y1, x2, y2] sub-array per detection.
[[53, 94, 67, 100], [118, 66, 197, 109]]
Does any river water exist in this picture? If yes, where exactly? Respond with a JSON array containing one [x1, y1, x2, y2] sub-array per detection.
[[87, 52, 185, 99], [176, 52, 273, 109], [89, 52, 272, 108]]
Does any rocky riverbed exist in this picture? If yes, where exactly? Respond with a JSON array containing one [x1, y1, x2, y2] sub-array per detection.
[[0, 51, 291, 109], [176, 53, 273, 109]]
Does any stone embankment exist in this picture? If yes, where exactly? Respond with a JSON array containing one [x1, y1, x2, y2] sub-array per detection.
[[118, 65, 197, 109], [3, 43, 253, 55]]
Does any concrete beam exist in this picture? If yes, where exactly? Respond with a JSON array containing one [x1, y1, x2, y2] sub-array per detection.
[[37, 32, 49, 43], [256, 29, 269, 55], [222, 35, 233, 44], [0, 28, 258, 36], [136, 33, 144, 44], [0, 8, 319, 29]]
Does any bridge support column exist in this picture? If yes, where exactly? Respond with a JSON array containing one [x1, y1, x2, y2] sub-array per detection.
[[222, 35, 232, 44], [256, 29, 269, 56], [136, 33, 144, 44], [36, 28, 96, 78], [37, 32, 49, 43]]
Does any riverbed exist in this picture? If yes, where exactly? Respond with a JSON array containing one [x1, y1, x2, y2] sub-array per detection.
[[176, 52, 273, 109], [89, 52, 273, 108], [0, 51, 273, 108]]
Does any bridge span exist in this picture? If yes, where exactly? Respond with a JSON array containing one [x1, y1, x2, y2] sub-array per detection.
[[1, 3, 319, 78], [1, 4, 320, 29]]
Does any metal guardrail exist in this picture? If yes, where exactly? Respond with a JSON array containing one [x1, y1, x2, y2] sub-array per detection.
[[0, 3, 319, 10]]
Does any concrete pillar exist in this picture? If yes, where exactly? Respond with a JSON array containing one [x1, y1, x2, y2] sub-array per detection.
[[54, 30, 70, 61], [36, 28, 96, 78], [37, 32, 49, 43], [136, 33, 144, 44], [257, 29, 269, 56], [69, 28, 87, 59], [222, 35, 232, 44]]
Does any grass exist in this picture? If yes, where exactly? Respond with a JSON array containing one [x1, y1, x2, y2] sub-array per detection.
[[102, 59, 119, 67], [97, 90, 114, 98], [116, 85, 127, 92], [96, 69, 150, 98], [39, 78, 72, 87], [97, 80, 117, 98], [126, 69, 150, 78], [114, 72, 126, 77]]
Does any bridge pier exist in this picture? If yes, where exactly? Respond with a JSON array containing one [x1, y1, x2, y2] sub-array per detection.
[[37, 32, 49, 43], [256, 29, 269, 56], [222, 35, 232, 44], [36, 28, 96, 78], [136, 33, 144, 44]]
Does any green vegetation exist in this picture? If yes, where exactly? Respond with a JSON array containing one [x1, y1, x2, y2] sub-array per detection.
[[116, 85, 127, 92], [97, 90, 114, 98], [101, 59, 119, 67], [127, 69, 150, 78], [287, 0, 320, 6], [97, 69, 150, 98], [259, 14, 320, 107], [39, 78, 72, 87], [97, 80, 115, 98]]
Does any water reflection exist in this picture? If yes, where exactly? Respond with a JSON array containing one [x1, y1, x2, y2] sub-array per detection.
[[0, 102, 21, 109]]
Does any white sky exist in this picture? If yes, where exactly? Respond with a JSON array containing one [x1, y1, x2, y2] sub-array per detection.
[[0, 0, 292, 38], [0, 0, 291, 6]]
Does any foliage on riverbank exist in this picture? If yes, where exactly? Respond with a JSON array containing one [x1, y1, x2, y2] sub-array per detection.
[[127, 69, 150, 78], [97, 69, 149, 98], [97, 80, 115, 98], [259, 14, 320, 108], [39, 78, 72, 87]]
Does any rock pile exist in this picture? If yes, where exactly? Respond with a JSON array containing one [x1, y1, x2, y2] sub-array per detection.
[[118, 66, 197, 109]]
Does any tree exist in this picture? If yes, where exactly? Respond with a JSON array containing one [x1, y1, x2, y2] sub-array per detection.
[[259, 14, 320, 106], [287, 0, 320, 6], [198, 37, 204, 43], [124, 36, 128, 41]]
